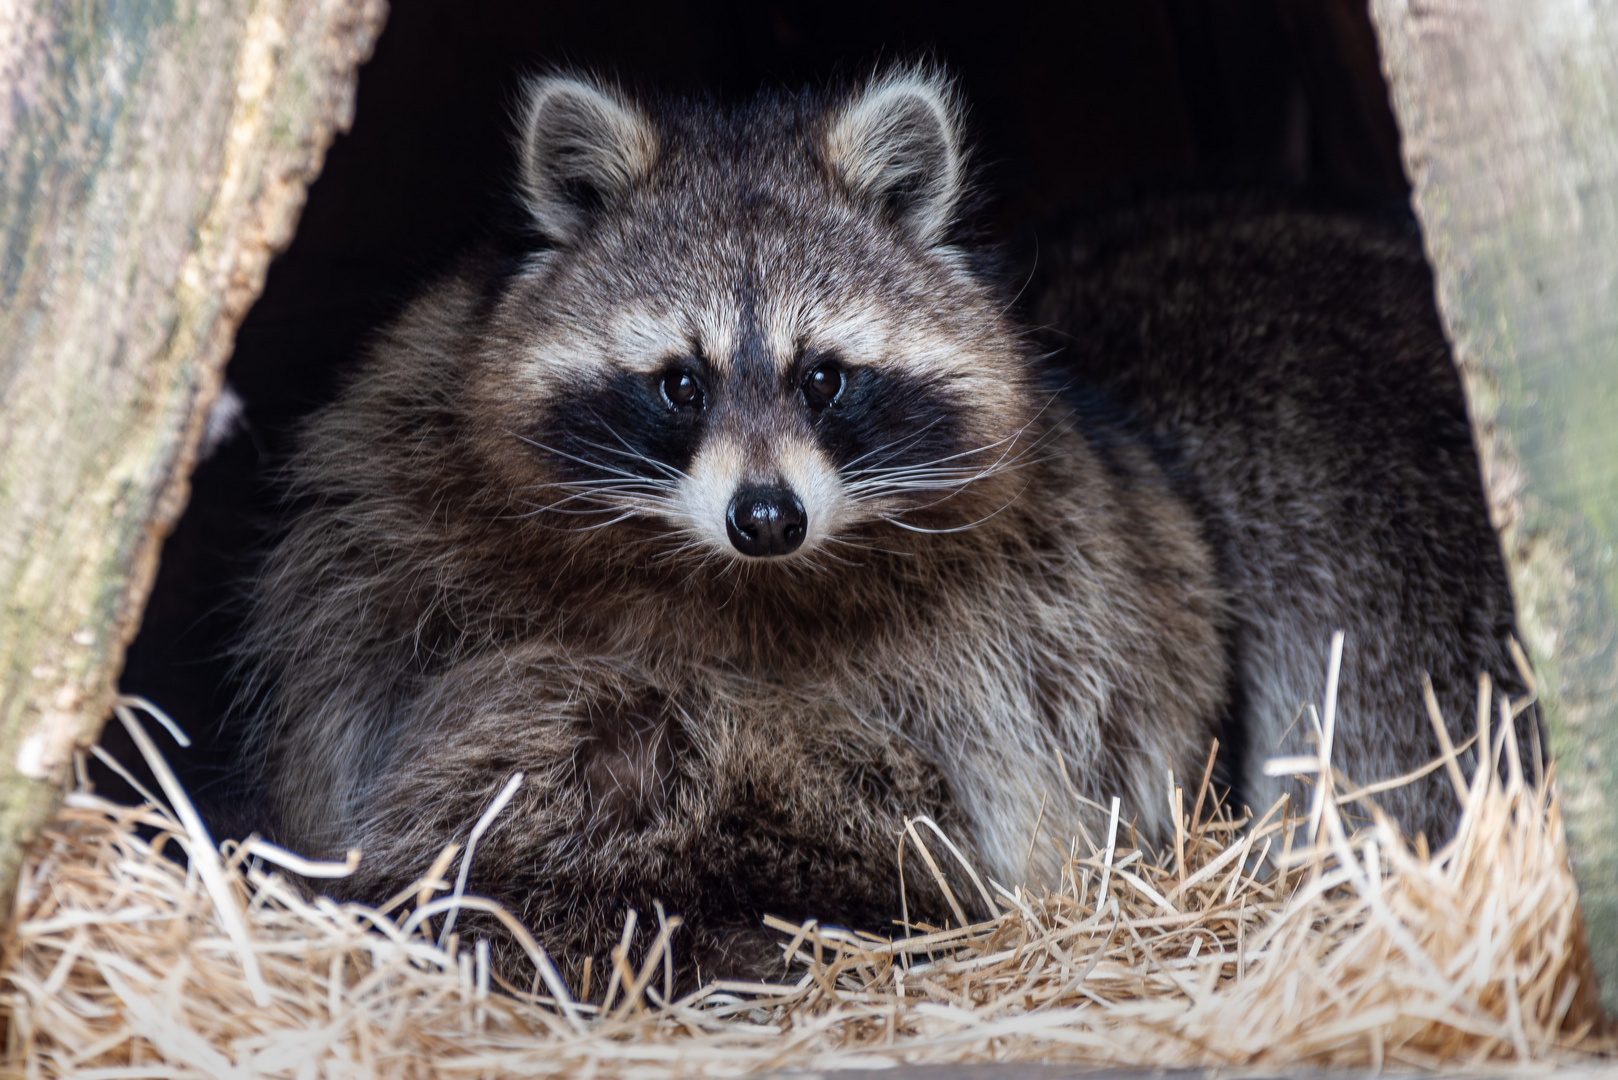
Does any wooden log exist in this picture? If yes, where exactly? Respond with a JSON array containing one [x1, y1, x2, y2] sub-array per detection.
[[0, 0, 385, 920], [1370, 0, 1618, 1009]]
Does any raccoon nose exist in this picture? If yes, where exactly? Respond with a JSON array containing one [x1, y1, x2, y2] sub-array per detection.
[[726, 486, 807, 557]]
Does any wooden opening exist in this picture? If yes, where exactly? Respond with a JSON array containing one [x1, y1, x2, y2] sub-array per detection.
[[5, 0, 1616, 1016], [113, 0, 1411, 808]]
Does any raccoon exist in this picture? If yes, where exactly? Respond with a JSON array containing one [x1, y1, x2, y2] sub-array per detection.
[[236, 67, 1519, 979], [1033, 200, 1531, 843], [239, 68, 1227, 974]]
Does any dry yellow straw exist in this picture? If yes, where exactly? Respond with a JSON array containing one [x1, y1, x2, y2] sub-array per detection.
[[1, 637, 1609, 1077]]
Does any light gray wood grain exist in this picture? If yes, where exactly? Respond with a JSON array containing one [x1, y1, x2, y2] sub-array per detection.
[[1371, 0, 1618, 1010], [0, 0, 385, 918]]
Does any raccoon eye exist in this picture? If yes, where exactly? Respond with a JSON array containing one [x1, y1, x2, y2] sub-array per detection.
[[659, 370, 704, 411], [802, 360, 844, 411]]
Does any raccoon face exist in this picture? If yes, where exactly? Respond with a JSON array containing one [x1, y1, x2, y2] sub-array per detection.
[[477, 70, 1038, 565]]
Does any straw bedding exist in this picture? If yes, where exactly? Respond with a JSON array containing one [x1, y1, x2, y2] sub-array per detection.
[[2, 636, 1611, 1077]]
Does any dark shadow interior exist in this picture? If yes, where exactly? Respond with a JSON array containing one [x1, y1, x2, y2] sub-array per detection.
[[109, 0, 1409, 828]]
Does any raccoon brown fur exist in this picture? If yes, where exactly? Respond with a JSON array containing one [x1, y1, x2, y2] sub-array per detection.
[[237, 69, 1520, 981]]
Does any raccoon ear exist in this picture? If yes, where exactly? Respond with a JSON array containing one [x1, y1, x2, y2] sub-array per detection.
[[823, 70, 966, 248], [517, 76, 659, 245]]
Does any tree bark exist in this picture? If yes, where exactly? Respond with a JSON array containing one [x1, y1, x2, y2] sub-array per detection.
[[0, 0, 385, 919], [1370, 0, 1618, 1010]]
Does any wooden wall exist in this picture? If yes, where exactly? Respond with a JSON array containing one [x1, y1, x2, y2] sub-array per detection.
[[1372, 0, 1618, 1009], [0, 0, 384, 917]]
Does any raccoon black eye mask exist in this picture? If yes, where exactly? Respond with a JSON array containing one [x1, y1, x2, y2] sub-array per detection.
[[236, 66, 1529, 982], [532, 345, 969, 557]]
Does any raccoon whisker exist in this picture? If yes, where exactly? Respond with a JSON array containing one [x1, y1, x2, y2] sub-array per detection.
[[532, 511, 645, 534], [552, 409, 688, 483], [509, 503, 653, 521], [512, 472, 681, 513], [781, 554, 821, 578], [844, 463, 1023, 502], [513, 494, 667, 529], [837, 419, 951, 472], [963, 421, 1066, 472], [846, 444, 985, 481], [570, 435, 687, 483], [857, 488, 981, 518], [879, 481, 1033, 534], [846, 484, 975, 505], [509, 488, 676, 518], [518, 489, 677, 512], [803, 548, 862, 570], [525, 499, 669, 516], [524, 476, 678, 491], [844, 461, 1002, 487], [962, 402, 1071, 465], [849, 425, 1028, 475], [1000, 250, 1041, 319], [505, 498, 607, 519], [842, 428, 1043, 491], [822, 535, 913, 559], [843, 468, 988, 494], [518, 481, 674, 502], [846, 461, 990, 481], [522, 454, 656, 487], [844, 431, 1057, 498], [840, 426, 941, 469], [510, 432, 680, 487], [845, 485, 957, 502], [584, 509, 661, 530], [713, 560, 748, 607]]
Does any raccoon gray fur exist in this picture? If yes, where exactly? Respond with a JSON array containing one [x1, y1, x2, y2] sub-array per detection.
[[1034, 199, 1532, 843], [237, 67, 1518, 980]]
